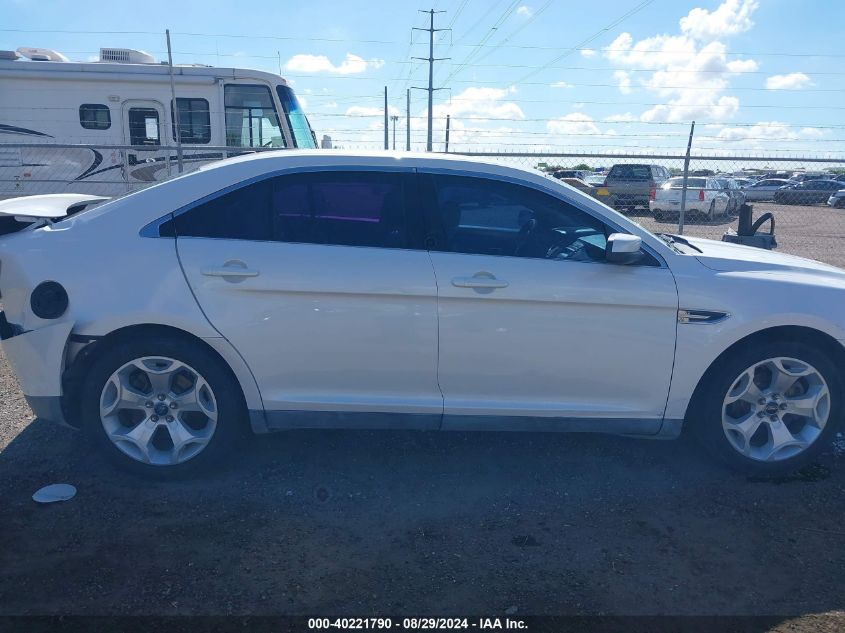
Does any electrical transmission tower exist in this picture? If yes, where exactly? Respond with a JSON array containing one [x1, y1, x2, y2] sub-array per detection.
[[412, 9, 449, 152]]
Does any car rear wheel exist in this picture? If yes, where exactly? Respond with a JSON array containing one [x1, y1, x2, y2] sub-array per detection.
[[81, 335, 246, 477], [691, 340, 842, 476]]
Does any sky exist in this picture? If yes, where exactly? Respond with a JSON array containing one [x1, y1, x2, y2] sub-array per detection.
[[2, 0, 844, 156]]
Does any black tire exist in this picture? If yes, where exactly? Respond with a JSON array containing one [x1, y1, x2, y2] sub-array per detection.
[[690, 339, 843, 477], [80, 334, 247, 478]]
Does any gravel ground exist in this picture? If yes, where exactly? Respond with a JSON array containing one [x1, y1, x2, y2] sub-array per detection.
[[2, 200, 845, 624], [1, 347, 845, 621]]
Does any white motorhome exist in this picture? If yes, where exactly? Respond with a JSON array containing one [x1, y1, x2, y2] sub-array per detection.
[[0, 46, 317, 198]]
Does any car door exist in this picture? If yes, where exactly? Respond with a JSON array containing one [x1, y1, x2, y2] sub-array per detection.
[[420, 172, 679, 434], [175, 168, 442, 428]]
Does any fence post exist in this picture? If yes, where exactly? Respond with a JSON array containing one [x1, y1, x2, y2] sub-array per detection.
[[678, 121, 695, 235], [165, 30, 184, 174]]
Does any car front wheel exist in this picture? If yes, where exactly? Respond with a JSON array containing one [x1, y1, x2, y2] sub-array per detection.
[[81, 335, 245, 477], [692, 340, 842, 476]]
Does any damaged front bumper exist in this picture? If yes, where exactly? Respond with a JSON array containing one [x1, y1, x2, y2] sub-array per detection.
[[0, 311, 74, 426]]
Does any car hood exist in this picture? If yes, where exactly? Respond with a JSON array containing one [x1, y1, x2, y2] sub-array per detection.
[[684, 236, 845, 277]]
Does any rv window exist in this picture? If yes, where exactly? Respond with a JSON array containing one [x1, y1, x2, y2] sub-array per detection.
[[128, 108, 161, 146], [224, 84, 287, 148], [276, 85, 316, 149], [171, 98, 211, 144], [79, 104, 111, 130]]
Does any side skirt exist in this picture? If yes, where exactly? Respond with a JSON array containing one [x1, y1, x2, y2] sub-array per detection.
[[259, 409, 682, 438]]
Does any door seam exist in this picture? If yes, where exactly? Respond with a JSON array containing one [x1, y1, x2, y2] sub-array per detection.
[[425, 250, 446, 429]]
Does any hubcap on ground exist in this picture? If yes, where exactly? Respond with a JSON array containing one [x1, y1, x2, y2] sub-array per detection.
[[722, 357, 830, 462], [99, 356, 218, 466]]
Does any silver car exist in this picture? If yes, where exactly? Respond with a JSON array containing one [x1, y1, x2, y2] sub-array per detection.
[[743, 178, 791, 202]]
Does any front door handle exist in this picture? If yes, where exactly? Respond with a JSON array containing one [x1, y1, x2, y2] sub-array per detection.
[[202, 267, 260, 278], [201, 260, 260, 279], [451, 273, 508, 290]]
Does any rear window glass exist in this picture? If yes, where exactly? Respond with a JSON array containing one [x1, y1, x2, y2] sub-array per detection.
[[666, 178, 706, 189], [609, 165, 652, 180]]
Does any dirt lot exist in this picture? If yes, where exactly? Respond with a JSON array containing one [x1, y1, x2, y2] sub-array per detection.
[[1, 346, 845, 621], [2, 200, 845, 624]]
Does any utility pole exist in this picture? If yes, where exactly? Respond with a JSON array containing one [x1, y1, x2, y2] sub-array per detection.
[[406, 89, 411, 151], [165, 29, 183, 173], [391, 115, 399, 150], [678, 121, 696, 235], [383, 87, 389, 150], [445, 114, 450, 153], [412, 9, 449, 152]]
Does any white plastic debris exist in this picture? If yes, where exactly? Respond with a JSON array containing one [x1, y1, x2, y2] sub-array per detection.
[[32, 484, 76, 504]]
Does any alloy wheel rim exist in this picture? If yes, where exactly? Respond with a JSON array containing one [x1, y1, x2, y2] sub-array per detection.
[[722, 356, 830, 462], [99, 356, 218, 466]]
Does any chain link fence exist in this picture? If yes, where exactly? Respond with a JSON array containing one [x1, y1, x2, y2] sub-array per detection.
[[3, 143, 845, 267]]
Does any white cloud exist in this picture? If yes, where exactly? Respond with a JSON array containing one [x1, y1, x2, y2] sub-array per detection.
[[547, 113, 600, 136], [613, 70, 632, 94], [708, 121, 827, 146], [765, 72, 814, 90], [579, 48, 596, 58], [679, 0, 758, 41], [604, 0, 760, 123], [432, 86, 525, 121], [550, 81, 572, 88], [285, 53, 384, 75], [516, 5, 533, 17]]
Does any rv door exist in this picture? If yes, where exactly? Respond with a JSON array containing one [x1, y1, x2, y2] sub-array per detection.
[[121, 100, 172, 187]]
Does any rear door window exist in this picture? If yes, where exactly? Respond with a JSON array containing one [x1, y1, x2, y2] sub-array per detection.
[[175, 171, 414, 249]]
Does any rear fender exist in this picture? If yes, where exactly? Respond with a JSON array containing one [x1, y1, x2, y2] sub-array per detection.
[[1, 320, 74, 398]]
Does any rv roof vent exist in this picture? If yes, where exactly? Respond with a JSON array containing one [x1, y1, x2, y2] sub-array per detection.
[[0, 50, 20, 60], [16, 47, 69, 62], [99, 48, 155, 64]]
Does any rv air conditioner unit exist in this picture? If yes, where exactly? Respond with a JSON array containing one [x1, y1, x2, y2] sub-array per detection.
[[16, 47, 70, 62], [99, 48, 156, 64]]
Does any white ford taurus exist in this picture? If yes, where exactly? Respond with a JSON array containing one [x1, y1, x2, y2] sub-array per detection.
[[0, 151, 842, 477]]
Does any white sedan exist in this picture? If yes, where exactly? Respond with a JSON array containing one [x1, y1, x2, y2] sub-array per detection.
[[1, 151, 842, 478], [649, 176, 730, 221]]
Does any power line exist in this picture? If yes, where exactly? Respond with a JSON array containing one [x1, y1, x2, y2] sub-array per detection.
[[4, 28, 845, 58]]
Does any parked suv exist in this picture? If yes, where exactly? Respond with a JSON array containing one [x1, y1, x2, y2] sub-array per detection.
[[604, 164, 671, 212]]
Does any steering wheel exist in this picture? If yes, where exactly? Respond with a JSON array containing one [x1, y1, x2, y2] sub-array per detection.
[[545, 229, 606, 260], [545, 232, 582, 259]]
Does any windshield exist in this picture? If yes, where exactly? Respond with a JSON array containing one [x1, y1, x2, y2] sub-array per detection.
[[276, 85, 317, 149]]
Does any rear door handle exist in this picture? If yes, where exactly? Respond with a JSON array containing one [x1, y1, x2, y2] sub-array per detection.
[[451, 274, 508, 289], [201, 266, 260, 278]]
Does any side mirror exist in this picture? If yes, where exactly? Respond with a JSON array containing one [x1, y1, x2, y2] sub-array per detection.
[[605, 233, 643, 265]]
